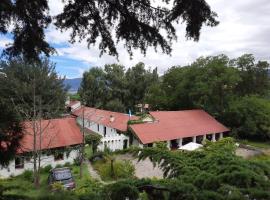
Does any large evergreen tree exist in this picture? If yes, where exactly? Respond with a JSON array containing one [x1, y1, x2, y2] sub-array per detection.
[[79, 63, 159, 112], [92, 138, 270, 200], [0, 99, 23, 166], [0, 58, 68, 119], [0, 0, 218, 61]]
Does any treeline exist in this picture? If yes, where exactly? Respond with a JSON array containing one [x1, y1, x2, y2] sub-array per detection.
[[80, 54, 270, 140], [145, 54, 270, 140], [78, 62, 158, 112]]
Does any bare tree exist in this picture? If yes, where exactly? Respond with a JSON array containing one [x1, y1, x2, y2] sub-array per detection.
[[12, 77, 61, 188], [77, 103, 103, 178]]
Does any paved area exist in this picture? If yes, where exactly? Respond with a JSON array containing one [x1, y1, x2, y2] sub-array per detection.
[[236, 147, 262, 159], [115, 154, 163, 179]]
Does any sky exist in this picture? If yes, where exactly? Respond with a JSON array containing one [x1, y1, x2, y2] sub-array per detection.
[[0, 0, 270, 78]]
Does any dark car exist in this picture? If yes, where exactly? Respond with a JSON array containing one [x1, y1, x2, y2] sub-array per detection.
[[48, 167, 76, 190]]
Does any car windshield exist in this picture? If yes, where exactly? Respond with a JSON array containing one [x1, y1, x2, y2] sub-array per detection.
[[54, 170, 72, 181]]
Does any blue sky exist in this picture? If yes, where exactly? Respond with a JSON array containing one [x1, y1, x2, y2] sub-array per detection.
[[1, 0, 270, 78]]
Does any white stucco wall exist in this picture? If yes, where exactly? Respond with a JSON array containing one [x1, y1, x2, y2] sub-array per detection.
[[0, 150, 79, 178], [131, 137, 143, 148], [77, 117, 129, 151], [71, 102, 81, 111]]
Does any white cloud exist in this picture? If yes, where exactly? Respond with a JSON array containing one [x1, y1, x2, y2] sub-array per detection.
[[49, 0, 270, 76], [0, 36, 12, 48], [2, 0, 269, 77]]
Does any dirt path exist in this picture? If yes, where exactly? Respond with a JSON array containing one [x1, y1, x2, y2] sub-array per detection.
[[85, 161, 116, 184], [85, 161, 103, 181]]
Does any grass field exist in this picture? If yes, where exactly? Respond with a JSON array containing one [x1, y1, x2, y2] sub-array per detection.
[[237, 139, 270, 149]]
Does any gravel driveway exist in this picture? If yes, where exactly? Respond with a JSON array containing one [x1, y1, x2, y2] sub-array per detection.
[[236, 147, 262, 159], [115, 154, 163, 179]]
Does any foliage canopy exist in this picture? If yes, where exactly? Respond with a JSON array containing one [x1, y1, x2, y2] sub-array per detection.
[[1, 0, 218, 61]]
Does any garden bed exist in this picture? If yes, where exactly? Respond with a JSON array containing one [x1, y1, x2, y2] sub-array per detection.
[[92, 158, 135, 181]]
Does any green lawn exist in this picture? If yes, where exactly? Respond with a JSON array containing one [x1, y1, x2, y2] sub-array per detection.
[[237, 139, 270, 149], [1, 163, 91, 199]]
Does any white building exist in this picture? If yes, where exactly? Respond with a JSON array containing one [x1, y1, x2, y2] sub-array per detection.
[[66, 99, 81, 112], [129, 110, 230, 150], [0, 118, 82, 178], [73, 107, 138, 151]]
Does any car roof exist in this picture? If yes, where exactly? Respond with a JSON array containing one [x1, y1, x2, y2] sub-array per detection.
[[51, 167, 71, 172]]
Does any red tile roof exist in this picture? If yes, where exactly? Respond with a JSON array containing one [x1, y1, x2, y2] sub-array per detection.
[[72, 106, 138, 132], [130, 110, 229, 144], [18, 117, 82, 153]]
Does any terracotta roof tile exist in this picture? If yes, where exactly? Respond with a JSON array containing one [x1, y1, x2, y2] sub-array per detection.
[[18, 117, 82, 153], [73, 106, 138, 132], [130, 110, 229, 144]]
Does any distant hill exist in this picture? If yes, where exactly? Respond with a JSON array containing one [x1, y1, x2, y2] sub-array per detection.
[[64, 78, 82, 94]]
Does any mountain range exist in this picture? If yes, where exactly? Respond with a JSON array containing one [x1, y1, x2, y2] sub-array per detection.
[[64, 78, 82, 94]]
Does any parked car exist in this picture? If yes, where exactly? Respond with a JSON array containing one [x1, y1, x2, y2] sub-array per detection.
[[48, 167, 76, 190]]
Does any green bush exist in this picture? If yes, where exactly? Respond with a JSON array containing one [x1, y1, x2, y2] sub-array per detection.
[[21, 170, 33, 181], [51, 182, 64, 192], [72, 167, 80, 175], [74, 157, 81, 166], [37, 191, 77, 200], [41, 165, 52, 173], [64, 162, 71, 167], [74, 177, 103, 197], [55, 164, 64, 168], [93, 159, 135, 181], [89, 151, 105, 162], [103, 181, 139, 200]]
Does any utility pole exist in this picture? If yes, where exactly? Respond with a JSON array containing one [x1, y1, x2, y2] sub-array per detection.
[[80, 100, 85, 178]]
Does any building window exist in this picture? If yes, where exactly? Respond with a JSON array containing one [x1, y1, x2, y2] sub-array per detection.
[[15, 157, 24, 169], [104, 126, 107, 137], [54, 153, 64, 161], [25, 156, 31, 162], [97, 124, 100, 132]]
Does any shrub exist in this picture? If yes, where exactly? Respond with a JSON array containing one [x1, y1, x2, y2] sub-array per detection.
[[103, 181, 139, 200], [41, 165, 52, 173], [55, 164, 64, 168], [21, 170, 33, 182], [74, 157, 81, 166], [37, 191, 77, 200], [64, 162, 71, 167], [72, 166, 80, 175], [93, 159, 135, 181], [74, 177, 102, 197], [89, 152, 105, 162], [51, 182, 64, 192], [155, 142, 168, 150]]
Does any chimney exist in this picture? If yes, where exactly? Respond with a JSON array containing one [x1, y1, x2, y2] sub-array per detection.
[[110, 115, 115, 122]]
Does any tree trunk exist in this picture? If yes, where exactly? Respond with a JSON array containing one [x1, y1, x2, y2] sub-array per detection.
[[110, 159, 115, 178]]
